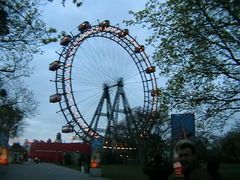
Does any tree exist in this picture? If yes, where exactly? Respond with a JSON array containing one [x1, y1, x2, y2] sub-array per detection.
[[125, 0, 240, 131], [0, 80, 38, 138], [0, 0, 56, 138], [0, 104, 24, 138], [134, 107, 171, 163], [109, 106, 171, 164], [48, 0, 83, 7], [221, 132, 240, 162], [0, 0, 57, 75], [218, 125, 240, 162]]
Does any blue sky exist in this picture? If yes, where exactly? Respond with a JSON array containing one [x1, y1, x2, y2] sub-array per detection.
[[11, 0, 164, 144]]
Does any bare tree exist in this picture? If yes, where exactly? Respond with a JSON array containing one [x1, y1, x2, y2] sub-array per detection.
[[0, 0, 55, 139]]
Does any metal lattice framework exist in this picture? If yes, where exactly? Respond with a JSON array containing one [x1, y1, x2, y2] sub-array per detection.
[[49, 20, 160, 143]]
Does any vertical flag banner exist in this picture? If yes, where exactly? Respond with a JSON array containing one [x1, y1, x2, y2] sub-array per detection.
[[171, 114, 195, 143], [0, 147, 8, 165], [0, 132, 9, 165], [171, 114, 195, 177], [90, 137, 103, 168]]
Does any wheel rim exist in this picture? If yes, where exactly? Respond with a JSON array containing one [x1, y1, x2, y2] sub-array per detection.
[[51, 21, 159, 143]]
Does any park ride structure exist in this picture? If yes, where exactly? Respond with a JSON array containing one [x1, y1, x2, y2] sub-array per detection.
[[49, 20, 160, 146]]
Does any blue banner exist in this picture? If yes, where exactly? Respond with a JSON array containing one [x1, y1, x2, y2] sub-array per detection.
[[91, 137, 103, 168], [171, 114, 195, 143], [0, 131, 8, 147]]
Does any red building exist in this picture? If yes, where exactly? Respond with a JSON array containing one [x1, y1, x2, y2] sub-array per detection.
[[29, 142, 91, 164]]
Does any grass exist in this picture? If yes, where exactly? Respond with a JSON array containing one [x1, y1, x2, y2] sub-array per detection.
[[62, 163, 240, 180], [220, 163, 240, 180], [101, 163, 240, 180], [102, 164, 148, 180]]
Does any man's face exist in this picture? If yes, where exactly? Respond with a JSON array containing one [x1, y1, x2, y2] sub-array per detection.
[[178, 147, 196, 168]]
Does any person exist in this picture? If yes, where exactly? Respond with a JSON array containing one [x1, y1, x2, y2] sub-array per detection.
[[178, 142, 211, 180], [142, 154, 173, 180], [207, 158, 222, 180]]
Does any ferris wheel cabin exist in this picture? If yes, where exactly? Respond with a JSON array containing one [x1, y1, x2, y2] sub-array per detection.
[[134, 45, 145, 53], [49, 94, 61, 103], [62, 125, 74, 133], [78, 21, 91, 32], [49, 61, 61, 71], [60, 35, 72, 46], [145, 66, 156, 74], [117, 29, 129, 37], [151, 89, 161, 97], [99, 20, 110, 29]]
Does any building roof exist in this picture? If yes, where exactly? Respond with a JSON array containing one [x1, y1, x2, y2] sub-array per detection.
[[29, 142, 91, 154]]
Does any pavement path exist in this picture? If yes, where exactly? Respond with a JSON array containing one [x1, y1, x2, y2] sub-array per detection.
[[0, 162, 110, 180]]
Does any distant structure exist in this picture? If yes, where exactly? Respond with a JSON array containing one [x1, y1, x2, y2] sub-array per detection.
[[9, 143, 27, 164], [28, 142, 91, 164], [54, 132, 62, 143]]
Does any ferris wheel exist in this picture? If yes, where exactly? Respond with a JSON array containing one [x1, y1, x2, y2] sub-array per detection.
[[49, 20, 160, 143]]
